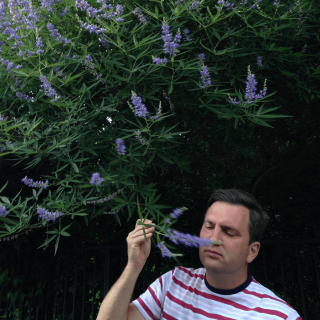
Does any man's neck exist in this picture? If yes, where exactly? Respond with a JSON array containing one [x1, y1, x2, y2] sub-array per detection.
[[205, 268, 248, 290]]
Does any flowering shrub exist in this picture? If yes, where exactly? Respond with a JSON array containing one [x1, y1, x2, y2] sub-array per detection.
[[0, 0, 318, 256]]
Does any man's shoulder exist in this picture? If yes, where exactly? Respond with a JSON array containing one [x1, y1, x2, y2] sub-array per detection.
[[248, 277, 298, 314], [172, 266, 206, 278]]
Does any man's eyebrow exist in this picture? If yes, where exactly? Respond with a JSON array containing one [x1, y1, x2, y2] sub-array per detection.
[[204, 220, 240, 232]]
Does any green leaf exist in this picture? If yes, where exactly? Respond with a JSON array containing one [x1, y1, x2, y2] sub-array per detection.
[[54, 235, 60, 256], [71, 162, 79, 173], [157, 153, 173, 164], [60, 231, 71, 236], [37, 234, 58, 249], [0, 197, 10, 205], [4, 223, 11, 232], [168, 83, 173, 95], [0, 181, 8, 193]]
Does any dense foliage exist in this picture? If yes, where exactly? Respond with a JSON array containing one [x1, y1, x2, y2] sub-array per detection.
[[1, 0, 318, 253]]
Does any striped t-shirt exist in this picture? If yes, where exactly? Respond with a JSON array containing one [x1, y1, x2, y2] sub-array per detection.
[[132, 266, 301, 320]]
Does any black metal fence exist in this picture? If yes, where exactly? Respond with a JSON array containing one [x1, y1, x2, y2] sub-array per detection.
[[0, 239, 319, 320]]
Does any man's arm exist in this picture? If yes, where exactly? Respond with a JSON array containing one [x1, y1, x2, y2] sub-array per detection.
[[96, 219, 155, 320]]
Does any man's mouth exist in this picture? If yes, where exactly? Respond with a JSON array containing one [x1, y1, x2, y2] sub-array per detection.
[[205, 250, 222, 256]]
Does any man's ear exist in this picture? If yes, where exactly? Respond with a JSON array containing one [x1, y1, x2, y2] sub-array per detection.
[[247, 242, 261, 263]]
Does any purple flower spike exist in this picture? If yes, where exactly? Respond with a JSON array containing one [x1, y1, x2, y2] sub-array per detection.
[[257, 56, 263, 67], [170, 208, 183, 219], [116, 138, 126, 155], [131, 92, 149, 118], [189, 1, 202, 11], [37, 207, 63, 222], [200, 65, 211, 88], [157, 243, 173, 258], [22, 176, 49, 189], [229, 66, 267, 105], [90, 173, 104, 186], [166, 229, 213, 248], [39, 75, 60, 102], [0, 205, 8, 217]]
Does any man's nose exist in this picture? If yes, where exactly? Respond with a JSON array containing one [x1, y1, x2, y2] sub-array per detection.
[[209, 227, 222, 243]]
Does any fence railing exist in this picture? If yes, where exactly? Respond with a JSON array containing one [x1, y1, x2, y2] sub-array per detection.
[[0, 239, 319, 320]]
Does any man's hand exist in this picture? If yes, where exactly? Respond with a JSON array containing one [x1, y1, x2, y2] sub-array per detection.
[[127, 219, 155, 272]]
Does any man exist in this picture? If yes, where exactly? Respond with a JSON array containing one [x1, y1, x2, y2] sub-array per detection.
[[97, 189, 302, 320]]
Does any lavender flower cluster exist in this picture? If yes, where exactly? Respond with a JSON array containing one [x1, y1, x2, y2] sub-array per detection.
[[47, 23, 71, 46], [189, 1, 202, 11], [157, 243, 173, 258], [0, 205, 8, 217], [152, 57, 167, 65], [257, 56, 263, 67], [162, 22, 181, 56], [22, 176, 49, 189], [166, 229, 213, 248], [37, 207, 63, 222], [230, 66, 267, 105], [197, 53, 211, 88], [39, 75, 60, 102], [133, 8, 147, 24], [131, 92, 149, 118], [81, 22, 106, 34], [16, 91, 34, 102], [134, 130, 148, 145], [84, 54, 94, 69], [90, 173, 104, 185], [1, 59, 22, 73], [115, 138, 126, 155], [183, 28, 192, 42], [75, 0, 124, 22], [218, 0, 262, 10], [170, 208, 183, 219]]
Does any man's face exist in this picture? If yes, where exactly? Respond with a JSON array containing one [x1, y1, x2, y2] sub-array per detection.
[[199, 201, 256, 275]]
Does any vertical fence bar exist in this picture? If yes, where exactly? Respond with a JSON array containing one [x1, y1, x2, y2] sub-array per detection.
[[92, 250, 97, 320], [16, 254, 21, 320], [278, 246, 286, 301], [262, 246, 268, 287], [190, 248, 194, 268], [63, 255, 69, 320], [53, 258, 60, 320], [103, 247, 110, 297], [313, 245, 320, 301], [45, 256, 52, 320], [81, 251, 87, 320], [294, 245, 306, 320], [28, 252, 37, 320], [72, 252, 78, 320]]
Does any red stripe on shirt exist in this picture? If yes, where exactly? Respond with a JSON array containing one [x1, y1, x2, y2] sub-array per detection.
[[162, 311, 179, 320], [159, 275, 163, 291], [243, 289, 294, 309], [177, 266, 205, 279], [137, 297, 157, 320], [166, 291, 235, 320], [148, 286, 161, 309], [172, 275, 288, 319]]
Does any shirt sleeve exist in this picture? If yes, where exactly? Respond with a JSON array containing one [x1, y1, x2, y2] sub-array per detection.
[[286, 310, 302, 320], [132, 269, 174, 320]]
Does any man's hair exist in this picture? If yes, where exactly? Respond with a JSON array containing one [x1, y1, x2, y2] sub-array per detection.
[[206, 189, 270, 245]]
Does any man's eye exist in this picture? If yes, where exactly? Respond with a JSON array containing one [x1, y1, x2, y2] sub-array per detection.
[[206, 226, 213, 229]]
